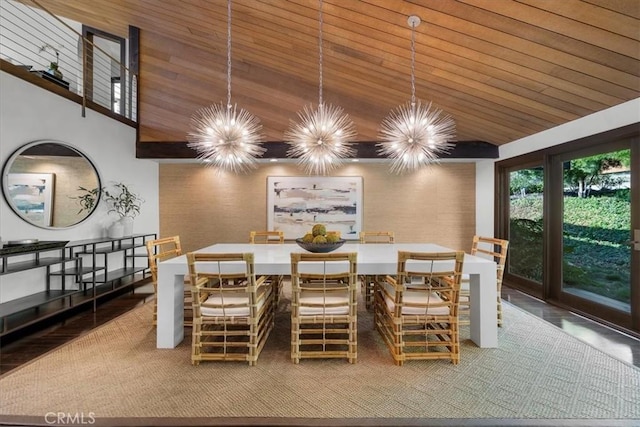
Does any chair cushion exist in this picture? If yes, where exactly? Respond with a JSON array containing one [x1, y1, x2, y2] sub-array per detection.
[[381, 281, 450, 316], [200, 291, 264, 317], [298, 291, 350, 316]]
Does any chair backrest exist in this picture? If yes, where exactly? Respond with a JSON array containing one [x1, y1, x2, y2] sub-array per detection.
[[393, 251, 464, 316], [186, 252, 261, 317], [360, 231, 394, 244], [146, 236, 184, 283], [470, 236, 509, 285], [290, 252, 358, 314], [249, 230, 284, 244]]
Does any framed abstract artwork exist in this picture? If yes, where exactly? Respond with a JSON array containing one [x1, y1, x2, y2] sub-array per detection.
[[7, 173, 55, 227], [267, 176, 363, 240]]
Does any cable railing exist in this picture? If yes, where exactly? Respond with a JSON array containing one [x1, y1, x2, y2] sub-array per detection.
[[0, 0, 137, 122]]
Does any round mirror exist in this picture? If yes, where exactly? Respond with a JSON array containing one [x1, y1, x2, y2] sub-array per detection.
[[2, 140, 102, 229]]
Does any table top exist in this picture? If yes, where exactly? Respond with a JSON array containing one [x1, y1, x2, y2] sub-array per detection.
[[159, 242, 496, 276], [156, 242, 499, 348]]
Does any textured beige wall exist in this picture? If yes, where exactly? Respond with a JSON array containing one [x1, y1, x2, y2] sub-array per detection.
[[160, 162, 476, 253]]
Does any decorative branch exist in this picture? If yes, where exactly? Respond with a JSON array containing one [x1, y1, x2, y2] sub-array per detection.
[[39, 43, 60, 65]]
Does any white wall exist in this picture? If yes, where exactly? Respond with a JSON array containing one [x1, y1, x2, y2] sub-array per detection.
[[475, 159, 495, 238], [499, 99, 640, 161], [0, 71, 158, 301], [475, 98, 640, 237]]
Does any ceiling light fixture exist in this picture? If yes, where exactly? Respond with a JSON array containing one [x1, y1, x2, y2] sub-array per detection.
[[187, 0, 264, 173], [377, 15, 455, 174], [284, 0, 357, 175]]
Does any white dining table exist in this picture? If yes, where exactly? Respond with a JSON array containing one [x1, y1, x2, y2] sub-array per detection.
[[156, 242, 498, 349]]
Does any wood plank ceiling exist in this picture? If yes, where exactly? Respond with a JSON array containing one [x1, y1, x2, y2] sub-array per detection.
[[31, 0, 640, 151]]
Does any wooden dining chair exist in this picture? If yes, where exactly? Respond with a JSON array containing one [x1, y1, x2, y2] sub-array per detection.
[[459, 236, 509, 327], [187, 252, 275, 366], [290, 252, 358, 364], [374, 251, 464, 365], [249, 230, 285, 305], [249, 230, 284, 244], [146, 236, 192, 327], [359, 231, 395, 309]]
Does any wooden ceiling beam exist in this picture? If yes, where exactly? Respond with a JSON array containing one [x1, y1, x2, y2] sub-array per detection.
[[136, 140, 499, 160]]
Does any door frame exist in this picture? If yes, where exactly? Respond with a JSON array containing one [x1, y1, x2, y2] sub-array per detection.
[[496, 154, 546, 299], [496, 123, 639, 334]]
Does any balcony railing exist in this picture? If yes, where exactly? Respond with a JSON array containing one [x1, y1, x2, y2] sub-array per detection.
[[0, 0, 137, 123]]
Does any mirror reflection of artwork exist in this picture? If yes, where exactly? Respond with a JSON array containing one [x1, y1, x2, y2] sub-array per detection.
[[267, 176, 362, 239], [7, 173, 55, 226], [2, 141, 101, 229]]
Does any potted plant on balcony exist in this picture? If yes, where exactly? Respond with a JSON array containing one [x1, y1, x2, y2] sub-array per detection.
[[48, 61, 63, 79], [102, 182, 144, 237], [40, 44, 63, 79]]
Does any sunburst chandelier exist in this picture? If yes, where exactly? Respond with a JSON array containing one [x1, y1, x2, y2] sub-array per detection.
[[187, 0, 264, 173], [284, 0, 357, 175], [378, 15, 455, 174]]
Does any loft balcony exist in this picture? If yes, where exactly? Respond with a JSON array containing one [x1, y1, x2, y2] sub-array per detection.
[[0, 0, 138, 126]]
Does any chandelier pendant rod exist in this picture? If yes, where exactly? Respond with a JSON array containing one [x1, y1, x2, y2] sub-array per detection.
[[318, 0, 323, 107], [409, 16, 418, 115], [226, 0, 232, 110]]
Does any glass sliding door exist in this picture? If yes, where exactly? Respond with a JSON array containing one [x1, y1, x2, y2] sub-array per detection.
[[497, 126, 639, 334], [497, 155, 546, 298], [549, 137, 639, 332], [507, 166, 545, 293], [561, 149, 631, 311]]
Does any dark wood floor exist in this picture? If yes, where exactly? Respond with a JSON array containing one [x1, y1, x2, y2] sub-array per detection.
[[1, 284, 639, 375], [0, 284, 155, 375], [501, 287, 640, 367]]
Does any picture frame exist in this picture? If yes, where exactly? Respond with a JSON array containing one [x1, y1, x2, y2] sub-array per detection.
[[7, 173, 55, 227], [267, 176, 363, 240]]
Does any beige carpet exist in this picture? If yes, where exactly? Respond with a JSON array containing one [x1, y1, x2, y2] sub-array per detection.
[[0, 292, 639, 426]]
